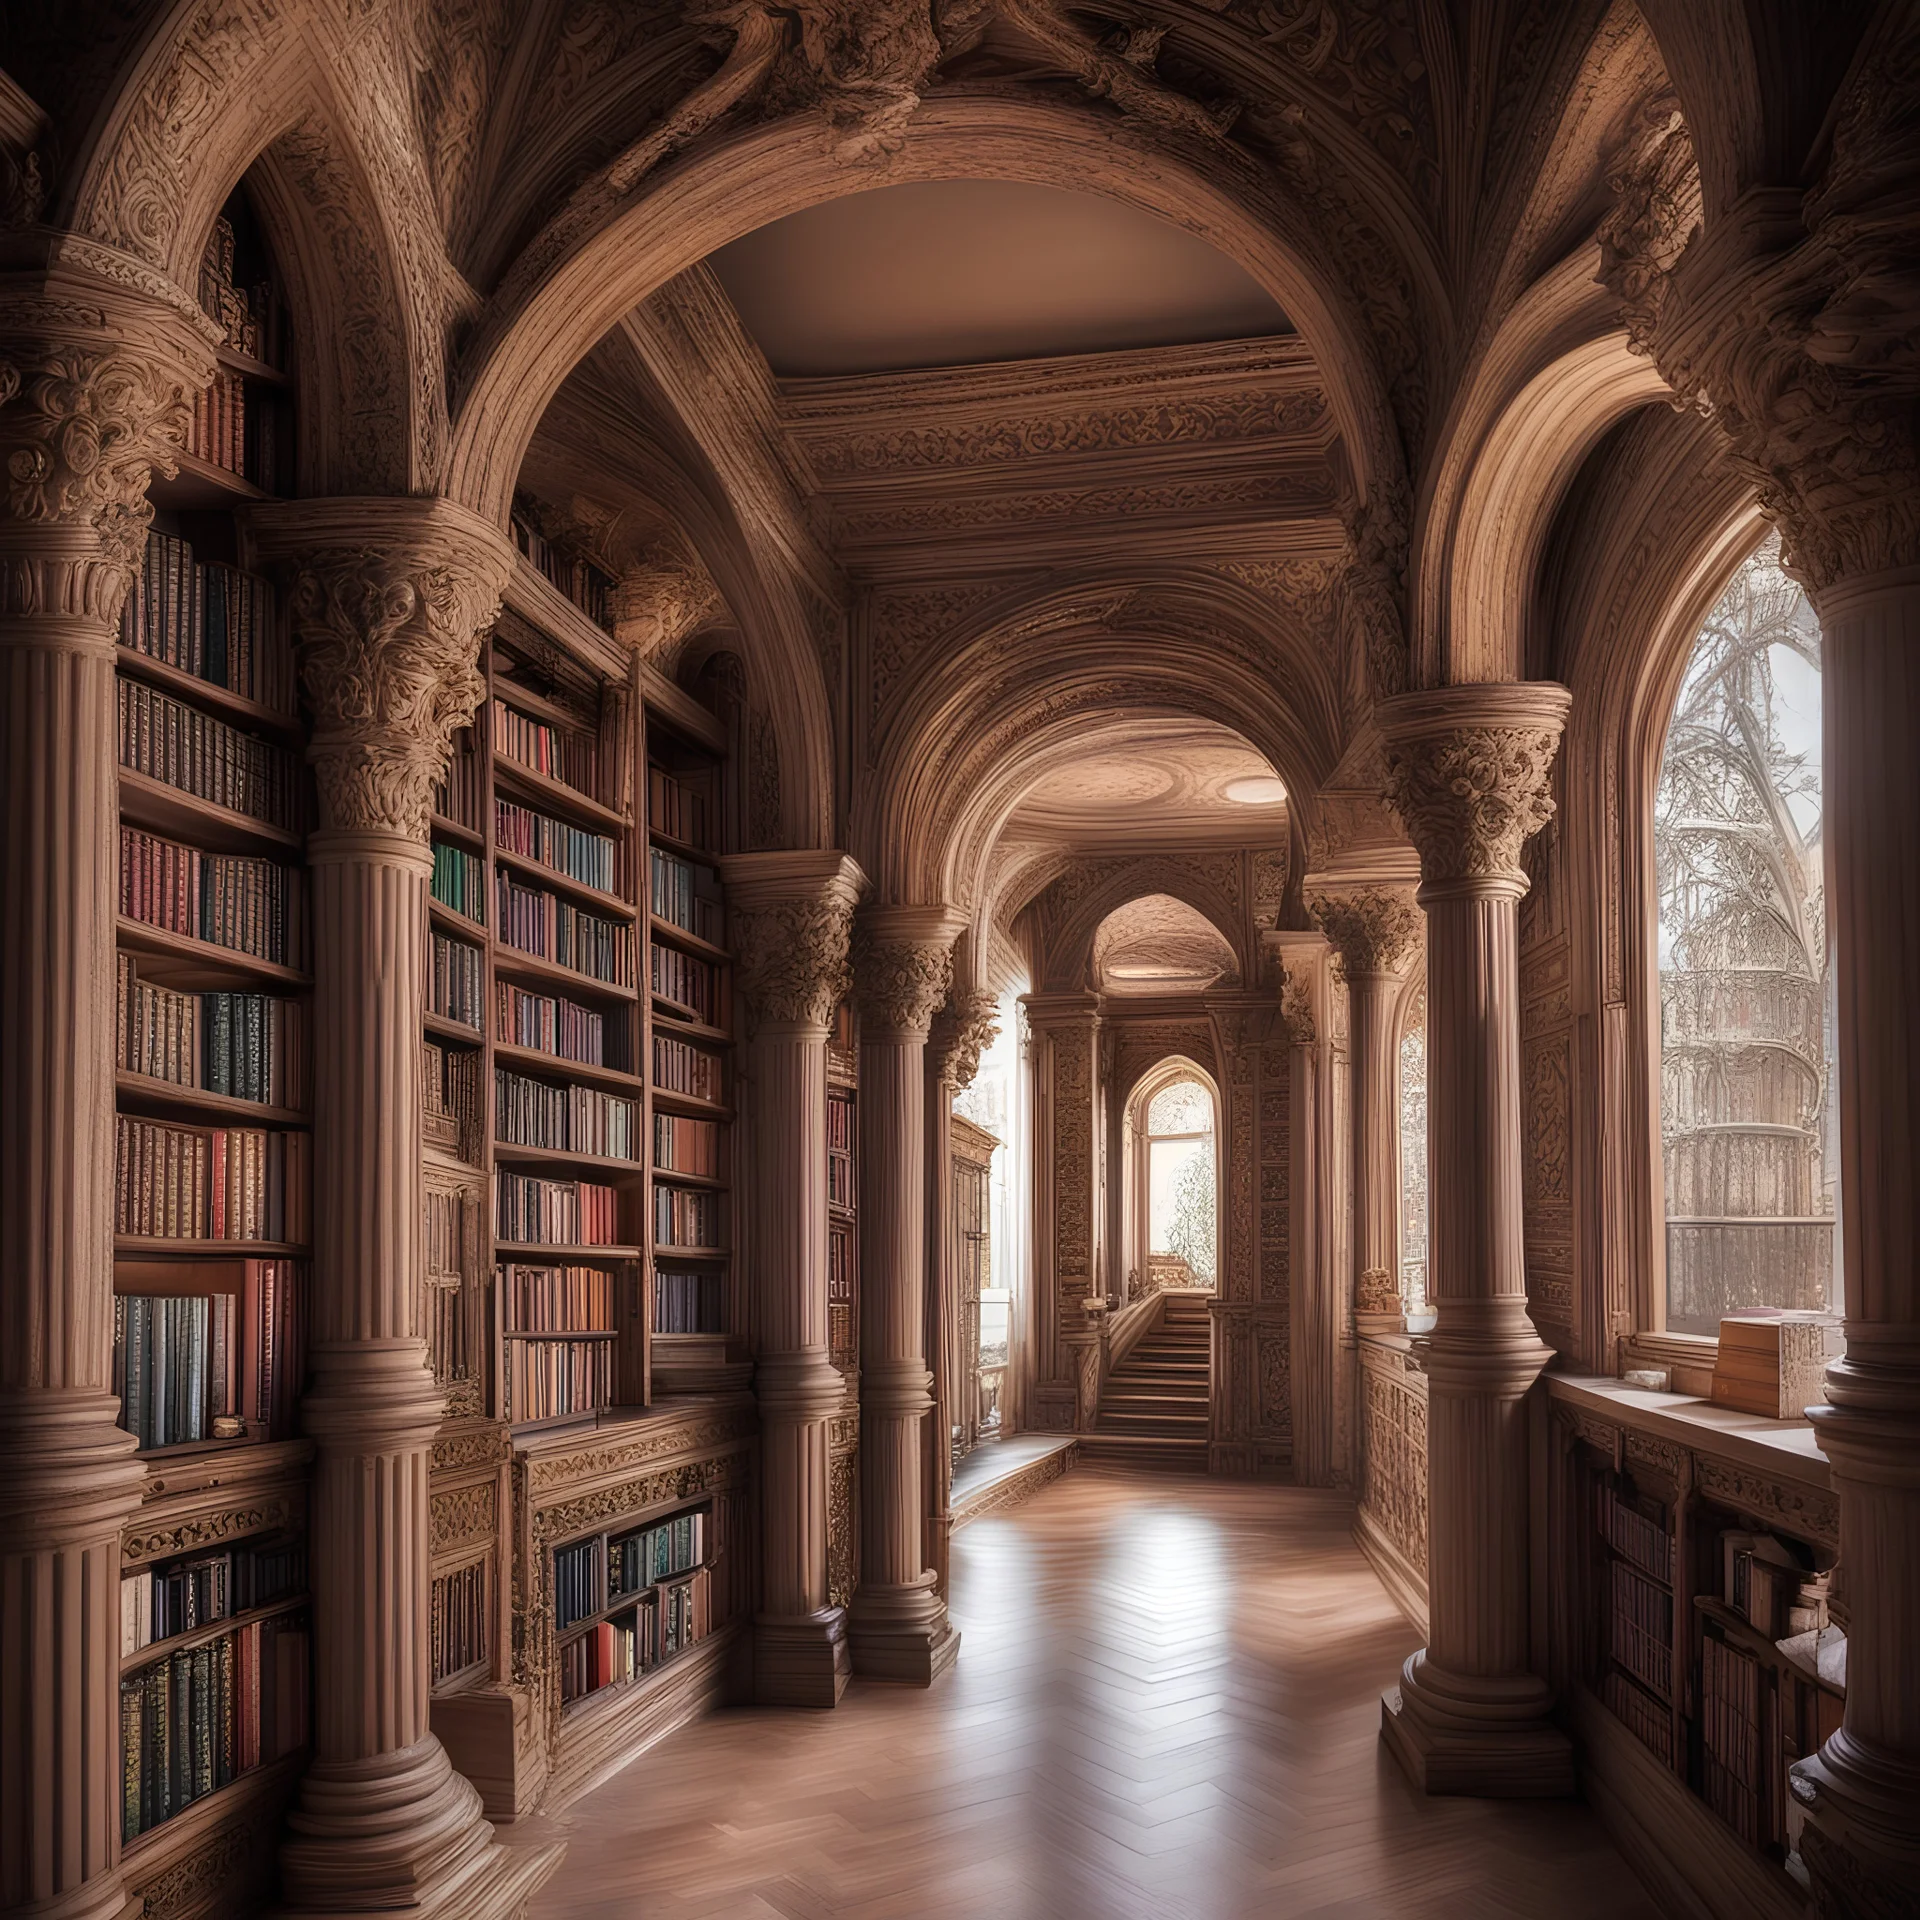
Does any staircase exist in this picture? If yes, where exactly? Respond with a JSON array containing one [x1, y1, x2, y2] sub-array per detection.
[[1080, 1293, 1211, 1470]]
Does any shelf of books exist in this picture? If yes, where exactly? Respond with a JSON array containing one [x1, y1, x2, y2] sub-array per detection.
[[826, 1001, 861, 1610], [1581, 1449, 1844, 1880], [114, 186, 315, 1897]]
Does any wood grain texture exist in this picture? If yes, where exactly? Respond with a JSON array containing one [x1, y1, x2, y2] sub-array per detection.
[[515, 1467, 1659, 1917]]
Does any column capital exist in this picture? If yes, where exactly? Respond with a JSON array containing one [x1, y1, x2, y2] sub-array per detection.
[[928, 986, 1000, 1090], [1309, 886, 1423, 980], [0, 248, 218, 626], [1377, 683, 1570, 894], [720, 850, 865, 1030], [249, 497, 514, 840], [854, 905, 965, 1038]]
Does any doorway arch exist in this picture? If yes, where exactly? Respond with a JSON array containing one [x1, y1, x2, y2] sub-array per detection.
[[1123, 1058, 1223, 1304]]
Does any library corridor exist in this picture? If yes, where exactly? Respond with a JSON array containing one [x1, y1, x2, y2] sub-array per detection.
[[515, 1468, 1657, 1920], [5, 6, 1919, 1919]]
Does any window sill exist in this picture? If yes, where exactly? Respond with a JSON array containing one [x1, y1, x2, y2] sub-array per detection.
[[1546, 1373, 1829, 1489]]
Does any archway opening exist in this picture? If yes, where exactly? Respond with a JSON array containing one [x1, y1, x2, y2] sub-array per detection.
[[1125, 1062, 1221, 1302]]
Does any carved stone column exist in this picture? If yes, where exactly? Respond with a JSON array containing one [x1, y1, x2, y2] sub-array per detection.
[[249, 499, 561, 1916], [849, 906, 964, 1684], [720, 850, 863, 1708], [923, 986, 998, 1597], [1274, 935, 1335, 1485], [0, 262, 213, 1920], [1375, 683, 1575, 1796], [1313, 891, 1422, 1336]]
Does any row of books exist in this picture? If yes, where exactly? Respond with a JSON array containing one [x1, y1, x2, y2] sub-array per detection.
[[117, 954, 307, 1109], [498, 871, 633, 987], [497, 981, 613, 1068], [652, 1033, 722, 1102], [495, 1170, 619, 1246], [653, 1112, 720, 1177], [184, 365, 247, 479], [554, 1536, 607, 1631], [495, 1066, 638, 1161], [1603, 1667, 1673, 1768], [1700, 1632, 1765, 1845], [654, 1185, 721, 1250], [431, 931, 485, 1029], [435, 736, 483, 831], [430, 1560, 487, 1685], [1609, 1559, 1674, 1701], [650, 943, 720, 1022], [648, 767, 709, 850], [609, 1511, 707, 1596], [121, 826, 306, 969], [423, 1040, 482, 1159], [648, 849, 722, 943], [113, 1262, 302, 1447], [497, 797, 620, 895], [431, 840, 486, 923], [1595, 1478, 1673, 1585], [121, 1539, 305, 1654], [116, 1113, 310, 1243], [492, 697, 600, 799], [510, 515, 614, 631], [123, 533, 291, 713], [198, 215, 286, 367], [1722, 1529, 1824, 1638], [425, 1186, 469, 1281], [562, 1566, 710, 1701], [654, 1268, 724, 1335], [118, 676, 300, 829], [503, 1262, 616, 1334], [505, 1333, 612, 1424], [120, 1613, 308, 1840]]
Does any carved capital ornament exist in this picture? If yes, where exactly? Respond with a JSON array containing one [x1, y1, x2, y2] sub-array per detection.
[[855, 910, 963, 1036], [928, 987, 1001, 1089], [733, 894, 857, 1029], [1310, 888, 1422, 978], [1377, 684, 1571, 892]]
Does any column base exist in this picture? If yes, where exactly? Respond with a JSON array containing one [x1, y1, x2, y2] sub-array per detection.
[[1790, 1735, 1920, 1920], [273, 1829, 565, 1920], [1380, 1654, 1573, 1799], [279, 1734, 515, 1912], [847, 1576, 961, 1686], [754, 1607, 851, 1708]]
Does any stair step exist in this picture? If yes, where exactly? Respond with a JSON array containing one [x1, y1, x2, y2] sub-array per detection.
[[1097, 1413, 1210, 1433]]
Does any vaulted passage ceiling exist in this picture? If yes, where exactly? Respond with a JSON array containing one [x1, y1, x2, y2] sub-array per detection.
[[708, 180, 1292, 377]]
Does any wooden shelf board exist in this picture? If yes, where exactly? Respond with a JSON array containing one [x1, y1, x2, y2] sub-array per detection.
[[493, 944, 636, 1002], [556, 1563, 707, 1645], [493, 1041, 641, 1093], [496, 845, 637, 920], [491, 752, 630, 835], [651, 1166, 725, 1191], [493, 1140, 645, 1175], [649, 914, 730, 965], [651, 1244, 728, 1263], [115, 646, 301, 742], [646, 823, 713, 863], [423, 1010, 486, 1045], [495, 1241, 643, 1261], [118, 918, 311, 991], [648, 1087, 732, 1121], [115, 1071, 308, 1128], [649, 1002, 729, 1044], [117, 1236, 307, 1259], [428, 896, 488, 941], [504, 1328, 618, 1342], [122, 1592, 308, 1676], [638, 669, 728, 754], [118, 767, 302, 854], [503, 557, 627, 680], [430, 810, 485, 850], [148, 450, 271, 510], [215, 342, 291, 386]]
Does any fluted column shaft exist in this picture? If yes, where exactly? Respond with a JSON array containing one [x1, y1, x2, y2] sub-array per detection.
[[1376, 683, 1575, 1797], [722, 850, 863, 1707], [1789, 565, 1920, 1897], [849, 907, 963, 1685], [0, 273, 213, 1920], [251, 500, 558, 1916]]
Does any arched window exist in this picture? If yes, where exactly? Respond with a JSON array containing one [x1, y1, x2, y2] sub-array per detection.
[[1398, 988, 1429, 1324], [1654, 533, 1837, 1333], [1127, 1068, 1218, 1294]]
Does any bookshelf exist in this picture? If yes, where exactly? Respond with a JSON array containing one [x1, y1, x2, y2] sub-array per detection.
[[826, 1001, 861, 1611], [112, 185, 314, 1875]]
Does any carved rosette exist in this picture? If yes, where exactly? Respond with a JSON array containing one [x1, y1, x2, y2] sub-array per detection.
[[733, 893, 856, 1029], [927, 988, 1000, 1090], [0, 273, 217, 626], [1377, 685, 1572, 891], [854, 911, 961, 1037], [1310, 888, 1422, 979], [251, 500, 514, 841]]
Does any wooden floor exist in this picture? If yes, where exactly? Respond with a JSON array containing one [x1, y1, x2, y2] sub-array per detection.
[[518, 1468, 1660, 1918]]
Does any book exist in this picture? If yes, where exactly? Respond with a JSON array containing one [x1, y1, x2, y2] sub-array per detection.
[[493, 1172, 618, 1246], [494, 1066, 637, 1159]]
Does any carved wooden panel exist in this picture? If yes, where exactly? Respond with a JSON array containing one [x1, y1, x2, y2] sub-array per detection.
[[1360, 1353, 1428, 1573]]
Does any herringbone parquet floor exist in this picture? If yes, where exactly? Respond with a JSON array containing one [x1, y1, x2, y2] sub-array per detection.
[[518, 1468, 1660, 1919]]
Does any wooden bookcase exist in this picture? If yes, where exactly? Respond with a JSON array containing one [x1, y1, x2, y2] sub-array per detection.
[[826, 1002, 861, 1611], [112, 186, 315, 1886]]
